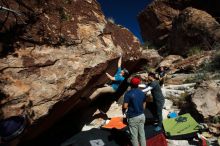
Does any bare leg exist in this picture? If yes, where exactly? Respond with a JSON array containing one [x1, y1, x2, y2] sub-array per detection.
[[89, 86, 115, 100]]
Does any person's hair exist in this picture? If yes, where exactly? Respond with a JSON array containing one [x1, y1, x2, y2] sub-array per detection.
[[148, 72, 157, 79], [122, 68, 129, 76]]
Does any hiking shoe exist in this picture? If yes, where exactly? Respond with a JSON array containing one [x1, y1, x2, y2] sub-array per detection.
[[98, 109, 106, 115], [154, 126, 162, 132]]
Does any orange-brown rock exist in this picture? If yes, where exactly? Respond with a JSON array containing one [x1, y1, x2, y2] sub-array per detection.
[[138, 0, 179, 46], [138, 0, 220, 56], [192, 80, 220, 118], [0, 0, 145, 143], [168, 8, 220, 56], [159, 55, 184, 68], [172, 51, 215, 72], [159, 51, 214, 74], [142, 49, 163, 67]]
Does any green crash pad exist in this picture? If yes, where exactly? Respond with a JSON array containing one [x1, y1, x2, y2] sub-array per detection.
[[163, 113, 200, 139]]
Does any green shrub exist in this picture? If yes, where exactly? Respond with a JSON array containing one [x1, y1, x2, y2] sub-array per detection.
[[179, 92, 190, 101], [184, 73, 209, 83], [107, 17, 115, 24], [187, 46, 202, 56], [59, 7, 70, 21], [142, 41, 158, 50], [200, 49, 220, 72], [211, 115, 220, 124], [166, 93, 190, 107], [212, 49, 220, 70], [212, 42, 220, 50]]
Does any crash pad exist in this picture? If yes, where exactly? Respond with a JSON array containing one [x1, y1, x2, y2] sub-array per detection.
[[101, 117, 127, 130], [163, 113, 200, 139], [147, 132, 168, 146], [61, 128, 131, 146]]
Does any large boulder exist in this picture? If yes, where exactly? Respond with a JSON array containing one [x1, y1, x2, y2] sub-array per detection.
[[0, 0, 144, 143], [192, 80, 220, 118], [142, 49, 163, 67], [160, 51, 215, 74], [138, 0, 179, 46], [159, 55, 183, 68], [173, 51, 214, 72], [138, 0, 220, 55], [168, 8, 220, 56]]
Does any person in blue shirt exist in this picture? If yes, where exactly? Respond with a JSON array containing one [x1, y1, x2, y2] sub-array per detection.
[[88, 55, 129, 101], [122, 77, 147, 146]]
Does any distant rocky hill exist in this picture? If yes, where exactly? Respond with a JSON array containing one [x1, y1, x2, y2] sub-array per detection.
[[138, 0, 220, 56]]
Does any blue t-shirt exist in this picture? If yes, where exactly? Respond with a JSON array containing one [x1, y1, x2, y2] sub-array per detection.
[[111, 67, 125, 91], [123, 88, 146, 118]]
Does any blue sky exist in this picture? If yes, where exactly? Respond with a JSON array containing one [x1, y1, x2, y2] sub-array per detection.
[[97, 0, 152, 43]]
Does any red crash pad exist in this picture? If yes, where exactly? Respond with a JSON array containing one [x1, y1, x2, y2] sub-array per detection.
[[146, 133, 167, 146]]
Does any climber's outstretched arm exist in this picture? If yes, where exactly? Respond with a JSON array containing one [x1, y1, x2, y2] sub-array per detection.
[[106, 72, 115, 81], [118, 55, 122, 68]]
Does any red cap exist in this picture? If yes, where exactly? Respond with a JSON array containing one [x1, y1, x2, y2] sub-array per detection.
[[130, 77, 141, 86]]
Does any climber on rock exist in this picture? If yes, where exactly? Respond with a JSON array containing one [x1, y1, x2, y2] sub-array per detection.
[[83, 54, 129, 102]]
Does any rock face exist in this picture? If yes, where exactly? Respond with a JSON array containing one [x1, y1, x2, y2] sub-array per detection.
[[192, 81, 220, 118], [159, 55, 184, 68], [141, 49, 163, 67], [138, 0, 220, 56], [159, 51, 214, 73], [0, 0, 104, 49], [138, 0, 179, 46], [169, 8, 220, 56], [0, 0, 144, 142], [172, 51, 214, 71]]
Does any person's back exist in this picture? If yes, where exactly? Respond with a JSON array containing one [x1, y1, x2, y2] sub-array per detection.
[[111, 67, 125, 91], [123, 77, 146, 146], [148, 80, 164, 102], [124, 88, 146, 118]]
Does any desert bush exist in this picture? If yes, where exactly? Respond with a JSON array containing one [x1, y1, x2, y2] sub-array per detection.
[[142, 41, 158, 50], [187, 46, 202, 56], [59, 7, 70, 21], [211, 49, 220, 69], [199, 49, 220, 72], [211, 115, 220, 124], [184, 73, 209, 83], [107, 17, 115, 24]]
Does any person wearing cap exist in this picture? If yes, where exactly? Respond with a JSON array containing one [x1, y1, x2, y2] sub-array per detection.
[[122, 77, 147, 146], [142, 72, 165, 131], [88, 55, 129, 101]]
